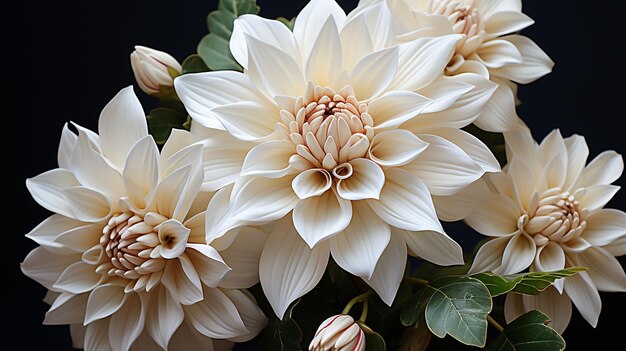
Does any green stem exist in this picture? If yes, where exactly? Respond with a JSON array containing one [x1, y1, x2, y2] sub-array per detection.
[[342, 291, 373, 315], [487, 315, 504, 333], [358, 298, 369, 323], [405, 277, 430, 286]]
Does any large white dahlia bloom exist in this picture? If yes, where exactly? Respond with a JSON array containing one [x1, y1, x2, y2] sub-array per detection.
[[458, 127, 626, 333], [175, 0, 501, 318], [356, 0, 554, 132], [21, 87, 267, 350]]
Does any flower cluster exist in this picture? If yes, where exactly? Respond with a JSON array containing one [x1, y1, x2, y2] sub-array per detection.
[[20, 0, 624, 350]]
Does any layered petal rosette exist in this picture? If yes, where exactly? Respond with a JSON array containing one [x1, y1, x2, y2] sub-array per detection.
[[22, 87, 267, 350], [175, 0, 501, 318], [356, 0, 554, 132], [458, 127, 626, 332]]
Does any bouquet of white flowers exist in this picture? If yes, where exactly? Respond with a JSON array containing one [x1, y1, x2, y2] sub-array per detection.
[[19, 0, 625, 350]]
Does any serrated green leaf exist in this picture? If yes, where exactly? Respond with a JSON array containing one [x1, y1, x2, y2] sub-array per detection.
[[401, 276, 492, 347], [197, 33, 241, 71], [486, 310, 565, 351], [181, 54, 209, 74], [146, 107, 188, 144], [364, 331, 386, 351], [472, 267, 586, 297]]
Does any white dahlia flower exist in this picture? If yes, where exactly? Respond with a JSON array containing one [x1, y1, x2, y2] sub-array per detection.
[[457, 127, 626, 333], [21, 87, 267, 350], [175, 0, 501, 318], [355, 0, 554, 132]]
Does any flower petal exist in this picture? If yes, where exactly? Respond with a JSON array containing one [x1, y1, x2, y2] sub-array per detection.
[[389, 34, 462, 91], [562, 134, 589, 191], [403, 134, 484, 196], [330, 201, 391, 279], [230, 174, 299, 224], [241, 140, 295, 178], [44, 292, 88, 325], [231, 15, 299, 70], [357, 1, 395, 50], [109, 293, 146, 351], [293, 0, 346, 61], [403, 229, 464, 266], [491, 35, 554, 84], [25, 214, 92, 254], [221, 289, 268, 342], [337, 158, 385, 200], [368, 91, 432, 130], [218, 227, 267, 289], [432, 178, 491, 222], [260, 217, 330, 319], [26, 168, 80, 219], [339, 13, 373, 73], [98, 86, 148, 168], [58, 123, 77, 169], [505, 287, 572, 334], [53, 261, 101, 294], [85, 318, 113, 351], [63, 187, 111, 223], [363, 231, 407, 305], [579, 185, 620, 212], [211, 100, 279, 141], [603, 235, 626, 256], [123, 135, 159, 210], [84, 284, 126, 325], [575, 150, 624, 188], [70, 324, 87, 349], [416, 75, 475, 114], [145, 286, 184, 350], [186, 243, 231, 288], [430, 128, 500, 172], [350, 47, 398, 100], [582, 209, 626, 246], [21, 247, 81, 290], [564, 271, 601, 327], [534, 242, 565, 292], [305, 16, 343, 88], [577, 247, 626, 292], [368, 130, 429, 167], [161, 255, 203, 305], [475, 39, 523, 69], [468, 235, 511, 274], [500, 232, 536, 274], [293, 187, 352, 247], [292, 169, 332, 199], [465, 194, 520, 236], [184, 287, 248, 339], [484, 11, 534, 36], [473, 80, 522, 133]]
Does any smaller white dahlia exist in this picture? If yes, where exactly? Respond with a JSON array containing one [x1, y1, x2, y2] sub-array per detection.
[[22, 87, 266, 350]]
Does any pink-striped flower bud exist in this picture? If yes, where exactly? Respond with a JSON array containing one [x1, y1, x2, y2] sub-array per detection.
[[130, 45, 182, 95], [309, 314, 365, 351]]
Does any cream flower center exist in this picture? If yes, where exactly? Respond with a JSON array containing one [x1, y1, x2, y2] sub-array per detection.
[[96, 211, 190, 292], [277, 84, 374, 177], [519, 188, 588, 247]]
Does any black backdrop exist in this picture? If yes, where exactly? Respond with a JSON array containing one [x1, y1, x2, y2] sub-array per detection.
[[4, 0, 626, 349]]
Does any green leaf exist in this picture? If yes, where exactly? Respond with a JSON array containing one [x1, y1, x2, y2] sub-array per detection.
[[486, 310, 565, 351], [472, 267, 587, 297], [262, 300, 302, 351], [197, 33, 241, 71], [146, 107, 188, 144], [277, 16, 295, 30], [401, 276, 492, 347], [364, 331, 386, 351], [181, 54, 209, 74]]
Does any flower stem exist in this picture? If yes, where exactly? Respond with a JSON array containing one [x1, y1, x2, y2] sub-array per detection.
[[358, 298, 369, 323], [342, 291, 373, 315], [405, 277, 430, 286], [487, 315, 504, 333]]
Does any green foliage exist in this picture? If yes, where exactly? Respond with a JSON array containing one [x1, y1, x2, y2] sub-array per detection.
[[197, 0, 259, 71], [181, 54, 209, 74], [364, 330, 386, 351], [472, 267, 586, 297], [146, 104, 188, 144], [401, 276, 492, 347], [486, 310, 565, 351], [277, 16, 296, 30]]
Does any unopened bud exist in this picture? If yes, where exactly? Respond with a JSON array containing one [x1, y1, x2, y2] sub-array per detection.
[[130, 46, 182, 96], [309, 314, 365, 351]]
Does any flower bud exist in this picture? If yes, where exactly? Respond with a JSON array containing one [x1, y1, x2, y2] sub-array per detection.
[[309, 314, 365, 351], [130, 45, 182, 95]]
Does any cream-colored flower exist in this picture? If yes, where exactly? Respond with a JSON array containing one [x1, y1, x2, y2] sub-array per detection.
[[309, 315, 365, 351], [457, 127, 626, 332], [175, 0, 501, 318], [131, 46, 182, 95], [355, 0, 554, 132], [21, 87, 267, 350]]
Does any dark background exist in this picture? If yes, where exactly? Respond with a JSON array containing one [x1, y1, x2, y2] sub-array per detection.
[[4, 0, 625, 349]]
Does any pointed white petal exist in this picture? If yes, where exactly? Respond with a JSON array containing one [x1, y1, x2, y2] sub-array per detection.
[[155, 158, 202, 222], [534, 242, 565, 272], [184, 287, 249, 338], [145, 286, 184, 350], [582, 209, 626, 246], [109, 293, 146, 351], [403, 229, 464, 266], [98, 86, 148, 168], [123, 135, 159, 210], [503, 292, 524, 325], [205, 184, 239, 243], [500, 232, 536, 274], [368, 168, 444, 233], [358, 2, 395, 51], [292, 169, 332, 199], [58, 123, 77, 169], [330, 201, 391, 278], [350, 46, 398, 100], [293, 188, 352, 247], [389, 35, 462, 91], [465, 194, 520, 236], [484, 11, 534, 36], [473, 81, 522, 133], [603, 235, 626, 257], [416, 76, 474, 114], [562, 134, 589, 191], [241, 140, 295, 178], [218, 227, 267, 289], [432, 178, 491, 222], [44, 292, 88, 325], [564, 271, 601, 327], [169, 320, 216, 350], [70, 324, 87, 349], [222, 289, 268, 342], [403, 134, 484, 196], [260, 217, 330, 318], [477, 0, 522, 20], [579, 185, 620, 212], [368, 130, 429, 167], [340, 13, 373, 73], [505, 287, 572, 334], [62, 187, 111, 223], [230, 174, 299, 224], [161, 256, 203, 305], [26, 169, 80, 219], [231, 15, 299, 69], [186, 243, 231, 288], [364, 231, 407, 305], [368, 91, 432, 130], [293, 0, 346, 61], [431, 128, 500, 172], [21, 247, 80, 290], [306, 16, 343, 88], [211, 100, 279, 141], [475, 39, 523, 68], [53, 261, 101, 294], [85, 318, 113, 351], [577, 247, 626, 292], [84, 284, 126, 324], [337, 158, 385, 200], [491, 35, 554, 84], [468, 235, 511, 274], [130, 332, 162, 351], [575, 151, 624, 188], [25, 214, 94, 254]]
